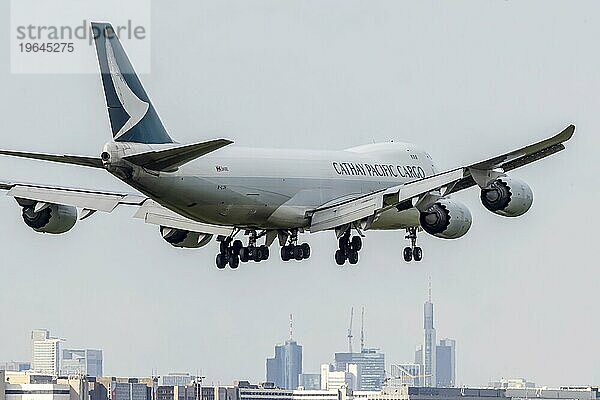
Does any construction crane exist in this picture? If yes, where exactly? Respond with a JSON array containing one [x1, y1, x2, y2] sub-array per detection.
[[347, 307, 354, 353], [360, 306, 365, 352]]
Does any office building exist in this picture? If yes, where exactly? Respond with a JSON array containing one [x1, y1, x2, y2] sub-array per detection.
[[320, 364, 358, 391], [234, 381, 351, 400], [489, 378, 536, 389], [31, 330, 63, 375], [334, 349, 385, 391], [1, 372, 89, 400], [109, 381, 149, 400], [435, 339, 455, 387], [266, 317, 303, 389], [299, 374, 321, 390], [0, 362, 30, 372], [61, 349, 103, 377], [159, 374, 197, 387], [389, 364, 422, 387]]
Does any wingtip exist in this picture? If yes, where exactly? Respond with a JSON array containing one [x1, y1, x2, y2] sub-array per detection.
[[564, 124, 576, 140]]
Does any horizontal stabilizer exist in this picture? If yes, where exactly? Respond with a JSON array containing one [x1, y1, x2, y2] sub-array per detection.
[[123, 139, 233, 171], [0, 150, 103, 169]]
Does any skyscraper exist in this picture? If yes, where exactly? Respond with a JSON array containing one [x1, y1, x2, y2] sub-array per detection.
[[31, 329, 62, 375], [266, 315, 303, 389], [436, 339, 456, 387], [421, 283, 436, 387], [61, 349, 103, 377], [334, 349, 385, 391]]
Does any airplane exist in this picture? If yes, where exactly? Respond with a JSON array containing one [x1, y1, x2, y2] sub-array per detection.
[[0, 22, 575, 269]]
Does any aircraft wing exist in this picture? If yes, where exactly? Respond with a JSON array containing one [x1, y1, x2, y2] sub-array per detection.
[[0, 181, 233, 236], [309, 124, 575, 233]]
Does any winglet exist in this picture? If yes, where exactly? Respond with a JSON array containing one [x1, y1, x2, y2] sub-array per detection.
[[123, 139, 233, 172]]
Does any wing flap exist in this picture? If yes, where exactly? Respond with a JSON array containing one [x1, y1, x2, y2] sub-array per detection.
[[310, 169, 464, 232], [123, 139, 233, 171], [133, 200, 234, 236]]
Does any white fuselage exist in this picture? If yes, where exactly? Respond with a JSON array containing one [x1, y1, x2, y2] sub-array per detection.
[[106, 141, 439, 231]]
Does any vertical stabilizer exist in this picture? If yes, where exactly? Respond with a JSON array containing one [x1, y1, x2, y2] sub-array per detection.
[[91, 22, 174, 144]]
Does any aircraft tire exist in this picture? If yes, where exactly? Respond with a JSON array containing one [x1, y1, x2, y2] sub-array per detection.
[[260, 245, 269, 260], [229, 254, 240, 269], [293, 245, 304, 261], [413, 247, 423, 262], [216, 253, 227, 269], [239, 247, 249, 262], [335, 249, 346, 266], [348, 250, 359, 265], [301, 243, 311, 259], [232, 240, 243, 255], [403, 247, 413, 262], [351, 236, 362, 251]]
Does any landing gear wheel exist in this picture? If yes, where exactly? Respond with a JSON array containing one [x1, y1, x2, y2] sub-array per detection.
[[216, 253, 227, 269], [281, 245, 291, 261], [219, 240, 229, 254], [348, 250, 359, 265], [293, 245, 304, 261], [300, 243, 311, 259], [335, 249, 346, 266], [229, 254, 240, 269], [259, 245, 270, 260], [413, 246, 423, 262], [351, 236, 362, 251], [239, 247, 249, 263], [253, 246, 264, 262], [232, 240, 243, 255], [403, 247, 413, 262]]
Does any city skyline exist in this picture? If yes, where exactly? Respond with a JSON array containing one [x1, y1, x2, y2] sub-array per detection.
[[0, 0, 597, 388]]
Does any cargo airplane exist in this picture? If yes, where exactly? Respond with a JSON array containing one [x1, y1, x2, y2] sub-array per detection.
[[0, 23, 575, 269]]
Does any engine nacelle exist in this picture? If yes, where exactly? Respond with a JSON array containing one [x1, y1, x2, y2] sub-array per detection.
[[480, 176, 533, 217], [160, 226, 213, 248], [21, 203, 77, 234], [419, 199, 472, 239]]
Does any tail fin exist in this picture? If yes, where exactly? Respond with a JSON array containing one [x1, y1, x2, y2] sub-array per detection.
[[91, 22, 174, 144]]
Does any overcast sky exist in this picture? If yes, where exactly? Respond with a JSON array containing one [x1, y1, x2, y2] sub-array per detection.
[[0, 0, 598, 388]]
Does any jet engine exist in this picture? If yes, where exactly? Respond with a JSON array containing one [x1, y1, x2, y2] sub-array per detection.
[[20, 201, 77, 234], [419, 198, 472, 239], [160, 226, 213, 248], [480, 176, 533, 217]]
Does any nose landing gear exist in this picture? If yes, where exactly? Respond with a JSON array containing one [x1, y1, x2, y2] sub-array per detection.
[[403, 227, 423, 262]]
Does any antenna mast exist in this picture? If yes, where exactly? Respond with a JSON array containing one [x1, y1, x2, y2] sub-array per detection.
[[360, 306, 365, 352], [428, 276, 432, 302], [347, 307, 354, 353], [289, 313, 293, 340]]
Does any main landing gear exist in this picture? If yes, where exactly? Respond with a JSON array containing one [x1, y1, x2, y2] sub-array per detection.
[[335, 230, 362, 266], [216, 231, 270, 270], [281, 230, 311, 262], [403, 227, 423, 262]]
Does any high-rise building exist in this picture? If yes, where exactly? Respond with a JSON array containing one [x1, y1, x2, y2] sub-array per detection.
[[266, 316, 303, 389], [435, 339, 455, 387], [334, 349, 385, 391], [420, 284, 436, 387], [31, 329, 62, 375], [61, 349, 103, 377]]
